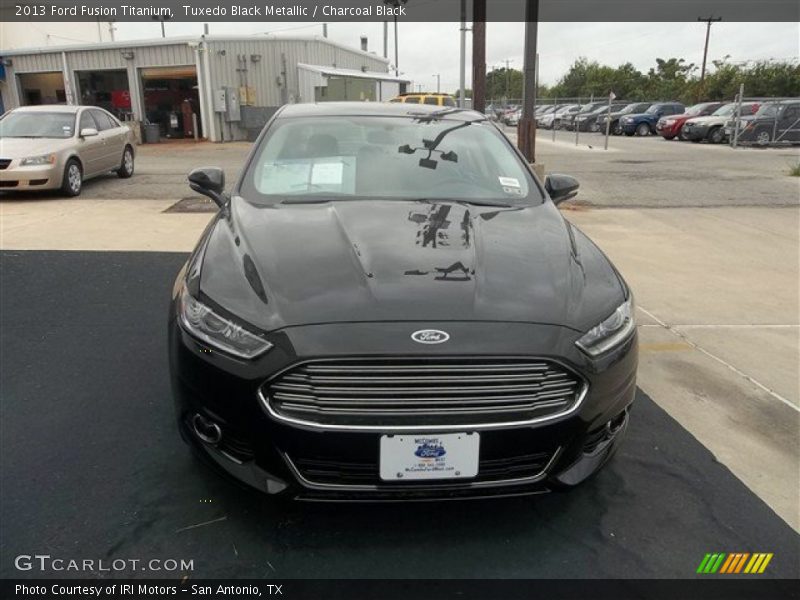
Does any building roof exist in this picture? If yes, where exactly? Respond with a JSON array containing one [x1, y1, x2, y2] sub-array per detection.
[[297, 63, 410, 83], [0, 34, 390, 64]]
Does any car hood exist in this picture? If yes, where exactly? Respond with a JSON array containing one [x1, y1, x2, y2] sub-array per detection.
[[199, 198, 625, 334], [0, 137, 75, 158]]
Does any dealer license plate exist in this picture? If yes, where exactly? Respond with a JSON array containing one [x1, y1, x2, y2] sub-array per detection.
[[379, 432, 480, 481]]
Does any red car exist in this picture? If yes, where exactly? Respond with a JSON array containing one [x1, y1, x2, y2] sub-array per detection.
[[656, 102, 725, 140]]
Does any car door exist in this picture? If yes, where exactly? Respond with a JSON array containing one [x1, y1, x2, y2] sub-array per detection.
[[89, 109, 122, 171], [75, 110, 105, 177]]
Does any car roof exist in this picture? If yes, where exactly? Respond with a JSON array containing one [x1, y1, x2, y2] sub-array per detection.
[[12, 105, 81, 114], [278, 102, 487, 122]]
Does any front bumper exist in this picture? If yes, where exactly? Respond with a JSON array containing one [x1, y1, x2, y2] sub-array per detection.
[[169, 318, 638, 501], [0, 160, 62, 191], [681, 123, 709, 140], [656, 122, 681, 137]]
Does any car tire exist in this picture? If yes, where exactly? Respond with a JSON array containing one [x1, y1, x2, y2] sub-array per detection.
[[117, 146, 134, 178], [755, 128, 771, 146], [678, 127, 690, 141], [708, 127, 725, 144], [61, 159, 83, 197], [636, 123, 650, 137], [612, 122, 622, 135]]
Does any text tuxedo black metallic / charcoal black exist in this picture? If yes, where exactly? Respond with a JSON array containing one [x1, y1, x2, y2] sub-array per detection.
[[169, 102, 638, 500]]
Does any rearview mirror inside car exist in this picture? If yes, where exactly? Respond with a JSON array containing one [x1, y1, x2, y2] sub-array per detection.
[[544, 174, 580, 205], [188, 167, 227, 209]]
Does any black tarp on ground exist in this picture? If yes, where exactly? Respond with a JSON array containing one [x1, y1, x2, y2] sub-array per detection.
[[1, 251, 798, 579]]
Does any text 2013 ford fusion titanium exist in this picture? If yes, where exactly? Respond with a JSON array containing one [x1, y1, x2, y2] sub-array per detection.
[[169, 102, 638, 500]]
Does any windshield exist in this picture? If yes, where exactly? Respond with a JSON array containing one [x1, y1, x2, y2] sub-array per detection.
[[754, 104, 779, 118], [645, 105, 663, 115], [622, 103, 647, 114], [0, 111, 76, 138], [240, 116, 541, 206], [712, 104, 737, 117]]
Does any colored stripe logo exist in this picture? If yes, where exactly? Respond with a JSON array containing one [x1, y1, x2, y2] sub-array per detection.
[[696, 553, 773, 574]]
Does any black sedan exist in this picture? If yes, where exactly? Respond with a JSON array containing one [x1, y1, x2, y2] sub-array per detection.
[[169, 102, 638, 501]]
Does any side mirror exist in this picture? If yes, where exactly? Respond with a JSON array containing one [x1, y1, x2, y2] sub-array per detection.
[[80, 128, 98, 137], [188, 167, 227, 209], [545, 174, 580, 205]]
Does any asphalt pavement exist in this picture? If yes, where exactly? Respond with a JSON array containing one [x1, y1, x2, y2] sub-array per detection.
[[1, 250, 797, 579]]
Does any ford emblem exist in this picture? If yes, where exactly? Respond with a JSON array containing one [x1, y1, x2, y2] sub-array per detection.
[[411, 329, 450, 344]]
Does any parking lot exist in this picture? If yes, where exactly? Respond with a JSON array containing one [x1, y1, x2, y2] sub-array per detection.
[[1, 130, 798, 578]]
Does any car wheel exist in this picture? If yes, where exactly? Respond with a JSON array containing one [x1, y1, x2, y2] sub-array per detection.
[[590, 121, 600, 133], [678, 127, 690, 141], [61, 159, 83, 197], [755, 129, 771, 146], [636, 123, 650, 137], [117, 146, 134, 178], [612, 122, 622, 135], [708, 127, 725, 144]]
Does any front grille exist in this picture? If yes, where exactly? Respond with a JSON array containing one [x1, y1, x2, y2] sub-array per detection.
[[291, 450, 554, 486], [264, 357, 584, 428], [0, 159, 11, 170], [0, 180, 19, 188]]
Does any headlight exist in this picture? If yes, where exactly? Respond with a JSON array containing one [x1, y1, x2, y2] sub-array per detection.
[[20, 154, 56, 166], [576, 297, 636, 357], [178, 286, 273, 359], [663, 119, 674, 125]]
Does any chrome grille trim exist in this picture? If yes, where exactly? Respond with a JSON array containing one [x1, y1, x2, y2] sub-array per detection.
[[282, 447, 564, 492], [259, 357, 587, 432]]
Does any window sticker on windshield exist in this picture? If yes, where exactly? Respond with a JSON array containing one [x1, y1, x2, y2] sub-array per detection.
[[498, 176, 520, 188], [261, 161, 311, 193], [311, 161, 344, 185], [502, 186, 523, 196]]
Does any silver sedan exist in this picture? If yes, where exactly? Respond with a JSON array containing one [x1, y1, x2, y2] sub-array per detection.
[[0, 105, 136, 196]]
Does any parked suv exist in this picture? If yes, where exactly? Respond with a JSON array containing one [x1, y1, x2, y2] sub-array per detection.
[[563, 102, 607, 131], [656, 102, 725, 140], [726, 100, 800, 145], [620, 102, 685, 136], [681, 102, 761, 143], [575, 103, 628, 132], [598, 102, 653, 135]]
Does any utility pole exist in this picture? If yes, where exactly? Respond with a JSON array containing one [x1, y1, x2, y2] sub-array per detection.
[[472, 0, 486, 114], [152, 15, 171, 38], [383, 22, 388, 58], [518, 0, 539, 163], [322, 23, 328, 38], [384, 0, 406, 76], [433, 74, 440, 93], [697, 16, 721, 99], [504, 59, 513, 104]]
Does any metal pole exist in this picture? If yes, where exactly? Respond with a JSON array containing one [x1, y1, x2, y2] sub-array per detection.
[[394, 16, 399, 77], [323, 23, 328, 38], [732, 83, 743, 148], [604, 92, 614, 150], [471, 0, 487, 114], [519, 1, 538, 162], [697, 16, 721, 100], [459, 0, 466, 108], [383, 22, 388, 58], [552, 96, 557, 141]]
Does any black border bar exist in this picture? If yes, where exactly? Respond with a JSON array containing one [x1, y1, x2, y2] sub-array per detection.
[[1, 0, 799, 23], [3, 579, 800, 600]]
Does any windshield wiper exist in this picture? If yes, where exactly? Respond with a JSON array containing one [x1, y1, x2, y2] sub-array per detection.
[[281, 193, 354, 204], [412, 198, 513, 208]]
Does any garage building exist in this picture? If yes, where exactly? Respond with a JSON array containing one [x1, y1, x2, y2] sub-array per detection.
[[0, 35, 410, 142]]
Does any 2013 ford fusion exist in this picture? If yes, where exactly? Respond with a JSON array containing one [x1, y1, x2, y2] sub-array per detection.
[[169, 102, 638, 500]]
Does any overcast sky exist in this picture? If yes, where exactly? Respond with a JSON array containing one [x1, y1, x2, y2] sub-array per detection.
[[114, 21, 799, 92]]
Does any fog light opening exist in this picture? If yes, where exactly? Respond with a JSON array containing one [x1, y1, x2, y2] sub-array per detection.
[[192, 413, 222, 444], [606, 410, 627, 437]]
